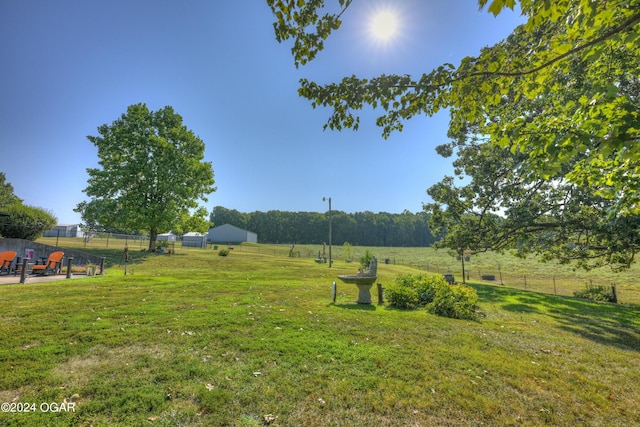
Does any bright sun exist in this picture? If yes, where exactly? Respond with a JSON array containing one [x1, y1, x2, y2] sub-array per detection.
[[369, 9, 399, 42]]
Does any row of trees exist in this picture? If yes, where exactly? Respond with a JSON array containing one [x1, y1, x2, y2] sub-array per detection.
[[0, 172, 57, 240], [210, 206, 436, 246], [268, 0, 640, 271]]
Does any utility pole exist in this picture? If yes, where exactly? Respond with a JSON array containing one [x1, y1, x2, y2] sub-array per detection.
[[323, 197, 332, 267]]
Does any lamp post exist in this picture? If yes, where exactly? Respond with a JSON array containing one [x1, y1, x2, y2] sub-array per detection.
[[323, 197, 332, 267]]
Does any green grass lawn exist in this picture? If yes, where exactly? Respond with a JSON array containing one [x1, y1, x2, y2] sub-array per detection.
[[1, 246, 639, 426]]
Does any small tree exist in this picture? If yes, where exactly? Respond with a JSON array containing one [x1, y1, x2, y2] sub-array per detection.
[[0, 172, 21, 210], [76, 104, 216, 251], [359, 249, 374, 270], [342, 242, 352, 262]]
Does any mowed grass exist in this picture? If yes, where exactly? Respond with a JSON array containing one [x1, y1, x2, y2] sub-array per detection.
[[1, 247, 639, 426]]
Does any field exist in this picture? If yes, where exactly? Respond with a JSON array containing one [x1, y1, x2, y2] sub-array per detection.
[[1, 241, 639, 426], [37, 237, 640, 305]]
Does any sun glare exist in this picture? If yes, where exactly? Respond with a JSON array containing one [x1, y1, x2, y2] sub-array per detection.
[[369, 9, 399, 42]]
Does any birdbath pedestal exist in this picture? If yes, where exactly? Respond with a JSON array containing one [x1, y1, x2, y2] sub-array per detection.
[[337, 257, 378, 304]]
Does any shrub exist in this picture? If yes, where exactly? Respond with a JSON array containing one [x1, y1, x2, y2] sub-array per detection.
[[574, 285, 615, 303], [218, 249, 230, 257], [385, 283, 419, 309], [391, 274, 444, 306], [387, 274, 445, 309], [387, 273, 479, 320], [359, 249, 374, 269], [429, 283, 479, 320], [414, 275, 443, 305]]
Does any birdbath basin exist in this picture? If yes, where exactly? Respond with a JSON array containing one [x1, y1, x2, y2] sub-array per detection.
[[337, 257, 378, 304], [337, 275, 377, 304]]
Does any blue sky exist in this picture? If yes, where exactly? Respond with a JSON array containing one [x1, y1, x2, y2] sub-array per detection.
[[0, 1, 524, 224]]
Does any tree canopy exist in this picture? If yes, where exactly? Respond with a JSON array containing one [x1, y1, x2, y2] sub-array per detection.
[[269, 0, 640, 267], [76, 104, 216, 251], [0, 172, 56, 240], [210, 206, 436, 247]]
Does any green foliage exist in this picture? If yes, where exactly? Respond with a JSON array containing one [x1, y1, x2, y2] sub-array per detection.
[[269, 0, 640, 264], [76, 103, 216, 251], [0, 203, 56, 240], [428, 282, 479, 320], [0, 172, 21, 210], [387, 274, 479, 320], [359, 249, 373, 269], [342, 241, 352, 261], [388, 274, 444, 307], [574, 285, 616, 303], [218, 248, 230, 256], [175, 206, 211, 234], [384, 283, 419, 309], [211, 206, 435, 246]]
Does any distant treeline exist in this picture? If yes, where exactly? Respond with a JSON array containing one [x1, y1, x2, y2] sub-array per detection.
[[210, 206, 437, 247]]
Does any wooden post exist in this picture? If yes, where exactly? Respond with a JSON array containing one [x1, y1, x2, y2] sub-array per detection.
[[332, 282, 337, 303], [123, 247, 129, 276], [553, 276, 557, 295], [19, 258, 29, 284], [611, 283, 618, 304], [99, 257, 105, 275], [377, 283, 384, 304], [66, 257, 73, 279]]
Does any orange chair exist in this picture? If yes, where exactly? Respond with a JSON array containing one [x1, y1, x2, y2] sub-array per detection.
[[31, 251, 64, 276], [0, 251, 17, 274]]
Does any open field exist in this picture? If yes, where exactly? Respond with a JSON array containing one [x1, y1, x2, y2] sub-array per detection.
[[1, 244, 639, 426], [37, 237, 640, 305]]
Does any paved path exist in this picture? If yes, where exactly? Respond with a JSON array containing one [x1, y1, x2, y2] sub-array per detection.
[[0, 273, 89, 285]]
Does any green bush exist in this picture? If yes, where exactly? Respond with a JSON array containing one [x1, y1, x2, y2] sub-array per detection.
[[390, 274, 444, 307], [388, 274, 479, 320], [429, 283, 479, 320], [360, 249, 374, 269], [574, 285, 615, 303], [385, 283, 419, 309], [218, 249, 230, 257]]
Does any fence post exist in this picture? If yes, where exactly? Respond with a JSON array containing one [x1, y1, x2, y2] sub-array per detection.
[[19, 258, 29, 284], [553, 276, 557, 295], [611, 283, 618, 303], [524, 274, 527, 291], [66, 257, 74, 279]]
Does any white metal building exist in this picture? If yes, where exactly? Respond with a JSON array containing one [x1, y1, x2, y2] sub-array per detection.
[[157, 232, 177, 241], [208, 224, 258, 243], [182, 232, 207, 248], [43, 224, 84, 238]]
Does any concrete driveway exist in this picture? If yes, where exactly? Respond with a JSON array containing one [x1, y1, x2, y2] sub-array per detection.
[[0, 273, 89, 285]]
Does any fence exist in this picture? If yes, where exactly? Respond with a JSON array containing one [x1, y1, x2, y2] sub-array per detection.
[[229, 245, 639, 305], [31, 238, 640, 305]]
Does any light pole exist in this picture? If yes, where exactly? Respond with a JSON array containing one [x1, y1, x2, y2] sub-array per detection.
[[323, 197, 332, 267]]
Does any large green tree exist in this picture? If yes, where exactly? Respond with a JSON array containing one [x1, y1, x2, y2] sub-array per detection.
[[426, 19, 640, 271], [268, 0, 640, 213], [75, 104, 216, 251]]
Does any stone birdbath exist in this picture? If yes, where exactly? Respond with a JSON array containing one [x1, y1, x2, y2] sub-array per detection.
[[338, 257, 377, 304]]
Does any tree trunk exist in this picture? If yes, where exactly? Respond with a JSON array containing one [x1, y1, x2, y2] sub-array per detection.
[[460, 248, 466, 284], [149, 228, 158, 252]]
